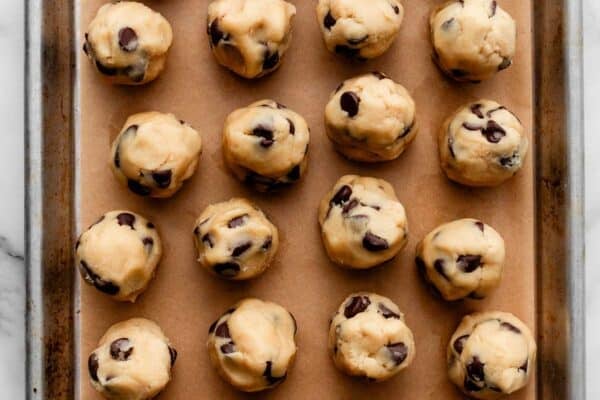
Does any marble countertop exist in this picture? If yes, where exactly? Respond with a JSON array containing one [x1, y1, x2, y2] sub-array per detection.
[[1, 1, 597, 398]]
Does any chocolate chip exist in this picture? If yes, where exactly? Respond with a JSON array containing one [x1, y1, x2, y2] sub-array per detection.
[[482, 120, 506, 143], [228, 215, 248, 228], [387, 342, 408, 365], [80, 260, 120, 295], [398, 120, 415, 139], [450, 68, 467, 78], [331, 185, 352, 205], [124, 63, 146, 82], [287, 165, 301, 181], [127, 179, 151, 196], [489, 0, 497, 17], [214, 262, 240, 278], [215, 322, 230, 338], [142, 237, 153, 252], [467, 356, 485, 382], [378, 303, 400, 319], [340, 91, 360, 117], [208, 320, 218, 334], [75, 239, 80, 250], [499, 57, 512, 70], [464, 376, 484, 392], [110, 338, 133, 361], [362, 232, 389, 252], [500, 152, 519, 167], [360, 202, 380, 211], [344, 295, 371, 318], [262, 236, 273, 251], [287, 118, 295, 135], [209, 20, 225, 46], [470, 103, 485, 119], [334, 45, 361, 59], [202, 233, 214, 248], [468, 291, 485, 300], [486, 106, 507, 118], [457, 255, 482, 273], [500, 321, 521, 334], [519, 359, 528, 372], [372, 71, 387, 80], [118, 27, 138, 52], [262, 50, 280, 70], [117, 212, 136, 229], [453, 335, 469, 354], [152, 170, 172, 189], [324, 11, 336, 29], [263, 361, 286, 385], [342, 199, 358, 215], [165, 346, 177, 366], [95, 60, 117, 76], [83, 37, 89, 55], [475, 221, 484, 232], [393, 4, 400, 14], [88, 353, 99, 381], [232, 241, 252, 257], [434, 259, 449, 279], [252, 125, 274, 148], [220, 342, 236, 354], [442, 18, 455, 30], [348, 36, 368, 45]]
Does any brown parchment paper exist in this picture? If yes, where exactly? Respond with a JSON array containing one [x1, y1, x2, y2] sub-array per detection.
[[78, 1, 536, 398]]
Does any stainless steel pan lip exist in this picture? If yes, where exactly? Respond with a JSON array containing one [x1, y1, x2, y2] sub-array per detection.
[[24, 0, 586, 398]]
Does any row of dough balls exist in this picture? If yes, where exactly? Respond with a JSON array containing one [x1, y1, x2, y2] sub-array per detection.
[[83, 0, 517, 82], [110, 81, 528, 200], [75, 177, 505, 302], [87, 299, 536, 399]]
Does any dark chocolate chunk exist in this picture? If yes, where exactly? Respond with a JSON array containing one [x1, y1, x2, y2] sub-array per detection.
[[519, 359, 528, 373], [387, 342, 408, 365], [499, 57, 512, 70], [457, 255, 482, 273], [287, 165, 301, 181], [88, 353, 99, 381], [324, 11, 336, 30], [482, 120, 506, 143], [214, 262, 240, 278], [467, 356, 485, 382], [334, 45, 361, 59], [228, 214, 248, 228], [262, 236, 273, 251], [202, 233, 214, 248], [500, 321, 521, 334], [342, 199, 358, 215], [118, 27, 138, 52], [453, 335, 469, 354], [110, 338, 133, 361], [152, 170, 172, 189], [95, 60, 118, 76], [434, 259, 449, 279], [331, 185, 352, 205], [116, 212, 136, 229], [142, 237, 153, 252], [362, 232, 389, 252], [340, 91, 360, 117], [113, 148, 120, 168], [209, 20, 225, 46], [344, 295, 371, 318], [208, 320, 218, 334], [286, 118, 295, 135], [167, 346, 177, 366], [262, 50, 280, 70], [475, 221, 485, 232], [252, 125, 274, 148], [500, 152, 519, 167], [464, 377, 484, 392], [146, 221, 155, 229], [80, 260, 120, 295], [220, 342, 236, 354], [215, 322, 231, 338], [127, 179, 152, 196], [470, 103, 485, 119], [263, 361, 287, 385], [378, 303, 400, 319], [372, 71, 387, 80], [489, 0, 497, 17], [393, 4, 400, 14], [450, 68, 468, 78], [232, 241, 252, 257]]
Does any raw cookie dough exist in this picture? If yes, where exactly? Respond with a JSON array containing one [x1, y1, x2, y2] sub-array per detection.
[[223, 99, 310, 191], [430, 0, 517, 82], [88, 318, 177, 400], [75, 211, 162, 302], [324, 72, 417, 162], [318, 175, 408, 269], [193, 198, 279, 280], [415, 218, 505, 301], [447, 311, 536, 399], [83, 1, 173, 85], [439, 99, 528, 187], [328, 292, 415, 381], [207, 298, 297, 392], [207, 0, 296, 78], [110, 111, 203, 198], [316, 0, 404, 59]]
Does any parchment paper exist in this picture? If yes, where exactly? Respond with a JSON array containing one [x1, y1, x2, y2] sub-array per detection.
[[79, 1, 535, 398]]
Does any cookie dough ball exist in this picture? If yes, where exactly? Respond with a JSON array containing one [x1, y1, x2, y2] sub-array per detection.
[[193, 198, 279, 280], [207, 298, 297, 392], [75, 211, 162, 302], [439, 100, 528, 187], [430, 0, 516, 82], [447, 311, 536, 399], [316, 0, 404, 60], [223, 99, 310, 191], [110, 112, 203, 198], [325, 72, 417, 162], [88, 318, 177, 400], [207, 0, 296, 78], [83, 2, 173, 85], [318, 175, 408, 269], [328, 293, 415, 381], [415, 219, 505, 301]]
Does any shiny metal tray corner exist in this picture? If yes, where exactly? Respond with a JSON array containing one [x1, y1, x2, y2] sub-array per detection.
[[25, 0, 586, 398]]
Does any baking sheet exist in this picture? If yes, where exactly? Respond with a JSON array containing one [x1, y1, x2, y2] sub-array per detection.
[[78, 0, 535, 398]]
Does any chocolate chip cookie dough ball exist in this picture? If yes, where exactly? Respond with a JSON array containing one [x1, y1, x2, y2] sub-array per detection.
[[110, 112, 203, 198], [329, 293, 415, 381], [325, 72, 417, 162], [318, 175, 408, 269], [439, 100, 528, 187], [430, 0, 517, 82], [207, 298, 297, 392], [88, 318, 177, 400], [415, 219, 505, 301], [193, 198, 279, 280], [223, 100, 310, 191], [448, 311, 536, 399], [75, 211, 162, 302], [207, 0, 296, 78], [83, 2, 173, 85], [316, 0, 404, 60]]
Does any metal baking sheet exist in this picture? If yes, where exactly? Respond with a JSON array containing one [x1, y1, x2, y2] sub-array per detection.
[[25, 0, 585, 399]]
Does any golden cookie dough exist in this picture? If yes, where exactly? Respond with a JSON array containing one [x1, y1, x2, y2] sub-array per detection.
[[207, 298, 297, 392], [88, 318, 177, 400], [328, 292, 416, 381], [448, 311, 536, 399], [75, 210, 162, 302], [416, 218, 505, 301], [207, 0, 296, 78], [439, 99, 528, 187], [324, 72, 417, 162], [223, 99, 310, 191], [110, 111, 203, 198], [318, 175, 408, 269], [430, 0, 516, 82], [83, 1, 173, 85], [193, 198, 279, 280], [316, 0, 404, 59]]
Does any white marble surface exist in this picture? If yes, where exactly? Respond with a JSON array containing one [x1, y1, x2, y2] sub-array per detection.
[[0, 1, 597, 399]]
